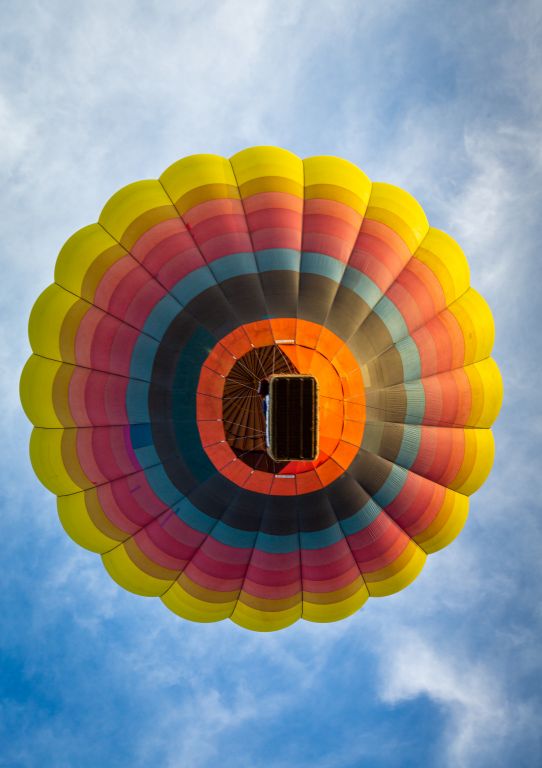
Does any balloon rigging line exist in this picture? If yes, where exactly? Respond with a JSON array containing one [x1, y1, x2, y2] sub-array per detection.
[[224, 380, 259, 395], [222, 420, 266, 435], [222, 393, 262, 401]]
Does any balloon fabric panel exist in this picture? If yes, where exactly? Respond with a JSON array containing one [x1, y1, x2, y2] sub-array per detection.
[[20, 147, 503, 631]]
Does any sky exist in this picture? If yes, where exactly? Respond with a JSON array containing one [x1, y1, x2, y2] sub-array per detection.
[[1, 1, 541, 766]]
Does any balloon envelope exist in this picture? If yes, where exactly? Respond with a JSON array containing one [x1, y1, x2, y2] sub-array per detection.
[[20, 147, 503, 631]]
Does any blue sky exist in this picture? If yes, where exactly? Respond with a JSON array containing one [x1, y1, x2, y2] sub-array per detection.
[[1, 1, 541, 766]]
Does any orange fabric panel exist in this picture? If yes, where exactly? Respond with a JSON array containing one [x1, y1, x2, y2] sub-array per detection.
[[197, 366, 225, 398], [270, 317, 297, 342], [197, 420, 225, 447], [204, 441, 236, 470]]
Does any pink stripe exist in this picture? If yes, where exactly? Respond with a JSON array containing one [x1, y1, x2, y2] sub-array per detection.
[[183, 198, 245, 225], [133, 527, 187, 570], [243, 192, 303, 215], [184, 561, 245, 592], [385, 475, 445, 536], [302, 564, 360, 593], [252, 228, 301, 251], [131, 219, 206, 287], [157, 511, 208, 549], [301, 551, 356, 580], [410, 427, 465, 485], [422, 369, 472, 426], [188, 548, 250, 580], [349, 221, 411, 292], [241, 576, 301, 600], [247, 207, 301, 232], [197, 232, 253, 263], [96, 472, 172, 531], [416, 313, 465, 375]]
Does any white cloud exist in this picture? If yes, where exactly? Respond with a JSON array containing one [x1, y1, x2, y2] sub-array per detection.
[[1, 2, 542, 768], [377, 628, 537, 768], [0, 92, 34, 171]]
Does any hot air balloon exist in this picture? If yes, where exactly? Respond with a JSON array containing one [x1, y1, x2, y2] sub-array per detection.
[[20, 147, 503, 631]]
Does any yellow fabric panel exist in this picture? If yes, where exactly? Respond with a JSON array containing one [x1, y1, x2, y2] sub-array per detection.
[[414, 489, 469, 553], [172, 183, 242, 214], [99, 180, 179, 250], [175, 572, 239, 604], [465, 358, 504, 427], [302, 582, 369, 623], [414, 228, 470, 306], [449, 428, 495, 496], [29, 284, 83, 361], [449, 288, 495, 364], [161, 154, 240, 214], [50, 363, 77, 426], [301, 575, 365, 605], [162, 581, 235, 622], [102, 544, 174, 597], [29, 427, 88, 496], [20, 355, 67, 428], [364, 182, 429, 253], [231, 598, 302, 632], [122, 537, 181, 581], [303, 155, 372, 215], [57, 492, 123, 553], [235, 176, 302, 197], [238, 589, 301, 613], [54, 224, 124, 301], [365, 539, 426, 596], [230, 146, 304, 197], [19, 146, 503, 631]]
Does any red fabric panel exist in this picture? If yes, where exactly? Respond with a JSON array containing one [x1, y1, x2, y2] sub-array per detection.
[[385, 473, 445, 536], [410, 426, 465, 486], [347, 513, 410, 572], [131, 219, 206, 288], [243, 192, 303, 251], [422, 369, 472, 426], [349, 220, 411, 292]]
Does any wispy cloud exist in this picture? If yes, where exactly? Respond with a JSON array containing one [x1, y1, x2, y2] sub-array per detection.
[[1, 2, 541, 767], [379, 631, 509, 767]]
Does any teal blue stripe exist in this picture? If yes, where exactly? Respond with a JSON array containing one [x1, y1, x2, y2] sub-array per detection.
[[404, 381, 426, 424], [126, 379, 150, 422], [256, 531, 300, 554], [300, 251, 345, 282], [129, 335, 160, 381], [395, 336, 421, 381], [341, 498, 382, 535], [256, 248, 300, 272], [212, 521, 258, 549], [172, 496, 216, 534], [133, 442, 162, 469], [210, 252, 256, 281], [145, 464, 185, 508], [371, 464, 408, 507], [130, 423, 152, 449], [342, 267, 382, 307], [373, 296, 409, 342], [142, 293, 182, 340], [163, 494, 393, 552], [170, 266, 216, 305], [300, 522, 344, 550], [395, 426, 421, 469]]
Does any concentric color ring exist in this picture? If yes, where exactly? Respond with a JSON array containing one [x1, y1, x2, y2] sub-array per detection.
[[197, 319, 365, 494], [20, 147, 503, 631]]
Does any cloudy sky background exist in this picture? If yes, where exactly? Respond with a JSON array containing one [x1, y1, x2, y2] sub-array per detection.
[[1, 1, 541, 766]]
